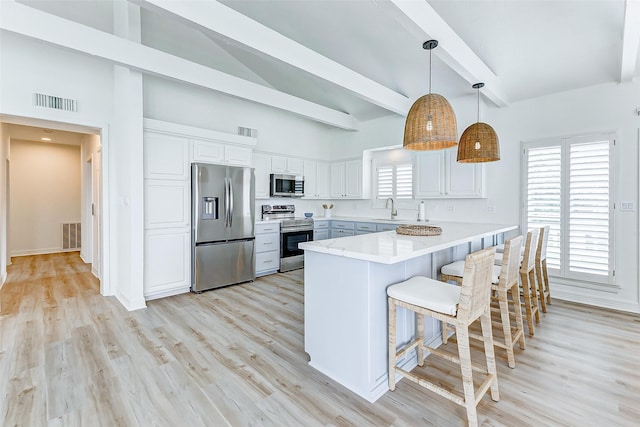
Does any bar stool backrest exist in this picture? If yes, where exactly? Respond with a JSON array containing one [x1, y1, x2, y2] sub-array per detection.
[[498, 235, 523, 291], [458, 247, 497, 323], [521, 229, 539, 274], [537, 225, 550, 262]]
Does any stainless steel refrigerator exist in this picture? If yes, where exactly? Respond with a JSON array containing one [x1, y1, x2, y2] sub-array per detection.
[[191, 163, 255, 292]]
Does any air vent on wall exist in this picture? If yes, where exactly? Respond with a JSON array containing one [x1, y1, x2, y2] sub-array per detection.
[[238, 126, 257, 138], [33, 93, 78, 112], [62, 222, 81, 250]]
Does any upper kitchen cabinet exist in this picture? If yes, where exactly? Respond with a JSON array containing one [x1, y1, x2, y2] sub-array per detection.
[[331, 159, 362, 198], [415, 148, 484, 198], [192, 138, 252, 166], [271, 155, 304, 175], [303, 160, 330, 199], [144, 132, 191, 181], [253, 153, 271, 199]]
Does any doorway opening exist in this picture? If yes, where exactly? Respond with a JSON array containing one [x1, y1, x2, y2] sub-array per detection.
[[1, 119, 105, 296]]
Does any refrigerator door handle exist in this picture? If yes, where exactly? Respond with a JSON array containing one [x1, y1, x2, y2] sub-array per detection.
[[228, 177, 234, 227], [224, 177, 230, 227]]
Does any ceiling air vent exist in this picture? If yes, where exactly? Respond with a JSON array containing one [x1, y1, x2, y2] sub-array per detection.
[[33, 93, 78, 112], [238, 126, 257, 138]]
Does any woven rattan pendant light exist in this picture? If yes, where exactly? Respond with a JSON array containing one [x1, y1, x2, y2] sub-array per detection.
[[403, 40, 458, 151], [457, 83, 500, 163]]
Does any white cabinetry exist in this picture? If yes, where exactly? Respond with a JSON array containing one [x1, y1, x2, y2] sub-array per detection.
[[142, 119, 257, 300], [193, 138, 252, 166], [143, 131, 191, 300], [271, 155, 304, 175], [253, 153, 271, 199], [330, 220, 355, 238], [255, 222, 280, 276], [330, 160, 362, 198], [303, 160, 330, 199], [415, 148, 484, 198]]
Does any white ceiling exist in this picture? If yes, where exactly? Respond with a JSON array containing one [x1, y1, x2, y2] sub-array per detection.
[[12, 0, 638, 126]]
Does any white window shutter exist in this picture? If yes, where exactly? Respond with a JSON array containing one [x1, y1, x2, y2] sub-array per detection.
[[377, 166, 393, 199], [395, 164, 413, 199]]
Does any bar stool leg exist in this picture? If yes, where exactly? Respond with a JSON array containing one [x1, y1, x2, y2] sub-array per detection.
[[497, 289, 515, 368], [511, 284, 526, 350], [442, 321, 449, 344], [388, 298, 397, 391], [480, 309, 499, 402], [543, 259, 551, 305], [521, 272, 536, 336], [417, 313, 425, 366], [455, 325, 478, 427], [535, 262, 548, 313], [529, 268, 541, 323]]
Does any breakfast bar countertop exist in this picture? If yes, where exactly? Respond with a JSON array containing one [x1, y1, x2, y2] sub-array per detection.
[[300, 221, 518, 264]]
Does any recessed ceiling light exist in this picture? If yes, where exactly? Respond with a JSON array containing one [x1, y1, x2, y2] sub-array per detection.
[[41, 137, 52, 141]]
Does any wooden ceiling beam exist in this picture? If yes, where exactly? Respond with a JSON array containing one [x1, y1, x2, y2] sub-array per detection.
[[621, 0, 640, 82], [389, 0, 509, 107], [0, 1, 360, 130]]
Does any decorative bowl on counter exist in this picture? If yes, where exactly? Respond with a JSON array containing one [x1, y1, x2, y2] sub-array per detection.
[[304, 212, 314, 218]]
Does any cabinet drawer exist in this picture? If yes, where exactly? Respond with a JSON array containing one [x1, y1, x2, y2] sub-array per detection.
[[376, 224, 398, 232], [256, 223, 280, 234], [314, 221, 329, 229], [256, 251, 279, 272], [314, 229, 329, 240], [355, 222, 377, 232], [331, 221, 354, 230], [331, 229, 355, 238], [255, 233, 279, 253]]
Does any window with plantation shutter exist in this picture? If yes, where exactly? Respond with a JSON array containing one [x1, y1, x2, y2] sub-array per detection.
[[522, 133, 614, 286], [376, 163, 414, 200]]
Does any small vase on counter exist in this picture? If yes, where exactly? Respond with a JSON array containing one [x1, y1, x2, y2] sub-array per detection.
[[322, 203, 333, 218]]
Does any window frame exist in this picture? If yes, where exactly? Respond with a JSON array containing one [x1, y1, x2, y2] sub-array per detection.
[[372, 159, 416, 209], [521, 132, 616, 288]]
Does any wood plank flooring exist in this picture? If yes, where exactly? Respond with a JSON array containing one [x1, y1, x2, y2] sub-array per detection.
[[1, 252, 639, 426]]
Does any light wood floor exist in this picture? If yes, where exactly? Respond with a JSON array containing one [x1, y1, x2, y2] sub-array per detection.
[[1, 252, 639, 426]]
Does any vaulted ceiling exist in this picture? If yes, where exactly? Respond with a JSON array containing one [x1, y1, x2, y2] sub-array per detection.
[[6, 0, 640, 130]]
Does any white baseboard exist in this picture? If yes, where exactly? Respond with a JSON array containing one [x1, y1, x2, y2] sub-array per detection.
[[11, 248, 80, 257], [144, 286, 190, 301], [115, 290, 147, 312], [553, 290, 640, 314]]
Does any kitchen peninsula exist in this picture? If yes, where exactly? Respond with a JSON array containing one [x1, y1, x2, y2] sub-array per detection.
[[299, 221, 517, 403]]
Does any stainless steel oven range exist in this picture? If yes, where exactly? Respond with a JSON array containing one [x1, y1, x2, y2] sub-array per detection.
[[261, 204, 313, 272]]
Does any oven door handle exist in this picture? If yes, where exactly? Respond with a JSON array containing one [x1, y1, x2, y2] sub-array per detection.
[[280, 227, 314, 233]]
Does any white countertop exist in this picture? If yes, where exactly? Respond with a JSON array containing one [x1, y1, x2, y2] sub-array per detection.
[[299, 221, 518, 264]]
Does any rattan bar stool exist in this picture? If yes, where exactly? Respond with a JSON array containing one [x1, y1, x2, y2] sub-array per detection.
[[535, 226, 551, 312], [439, 236, 526, 368], [518, 229, 540, 335], [387, 247, 498, 427]]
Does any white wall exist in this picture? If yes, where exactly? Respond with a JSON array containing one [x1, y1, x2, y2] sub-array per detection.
[[9, 139, 81, 256], [143, 76, 333, 161]]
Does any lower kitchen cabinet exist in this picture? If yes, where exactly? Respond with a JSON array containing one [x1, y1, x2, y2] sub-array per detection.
[[255, 222, 280, 276], [313, 221, 330, 240], [144, 228, 190, 300]]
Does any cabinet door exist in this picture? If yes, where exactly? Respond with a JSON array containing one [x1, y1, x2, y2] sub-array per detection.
[[344, 160, 362, 198], [415, 151, 445, 198], [330, 162, 345, 198], [192, 139, 225, 164], [445, 149, 484, 197], [144, 133, 190, 180], [303, 160, 317, 198], [287, 158, 304, 175], [271, 155, 288, 173], [253, 153, 271, 199], [225, 145, 252, 166], [144, 229, 190, 298], [145, 180, 190, 229], [316, 161, 330, 198], [314, 229, 329, 241]]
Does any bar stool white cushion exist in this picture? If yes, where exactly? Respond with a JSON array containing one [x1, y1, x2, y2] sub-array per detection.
[[441, 260, 502, 284], [387, 276, 461, 316]]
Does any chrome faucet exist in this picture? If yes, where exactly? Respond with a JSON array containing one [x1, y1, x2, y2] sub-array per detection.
[[385, 197, 398, 220]]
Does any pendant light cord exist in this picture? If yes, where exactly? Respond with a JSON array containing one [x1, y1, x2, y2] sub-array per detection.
[[477, 85, 480, 123], [429, 47, 432, 94]]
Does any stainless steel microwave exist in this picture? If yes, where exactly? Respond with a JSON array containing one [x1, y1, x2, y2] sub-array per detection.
[[270, 174, 304, 197]]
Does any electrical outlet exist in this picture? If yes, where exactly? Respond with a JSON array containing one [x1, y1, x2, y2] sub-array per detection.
[[620, 201, 635, 211], [447, 205, 455, 213], [487, 206, 496, 214]]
